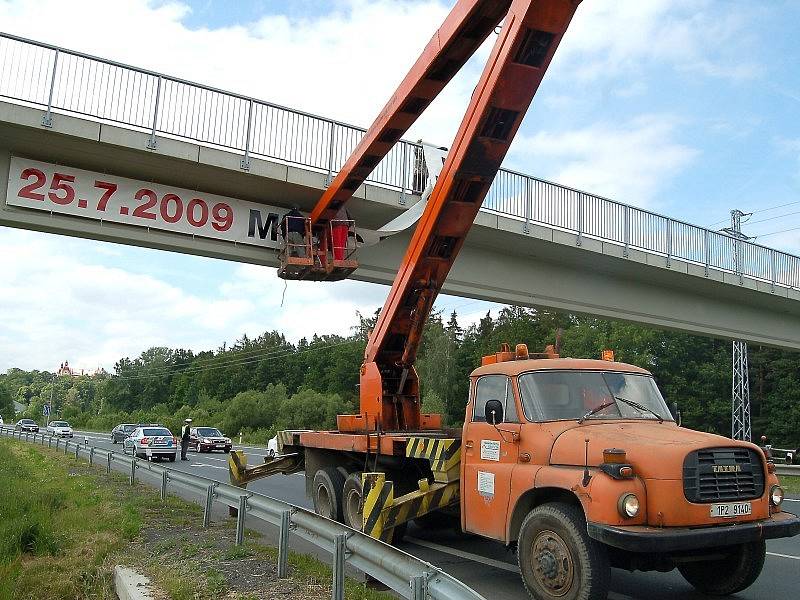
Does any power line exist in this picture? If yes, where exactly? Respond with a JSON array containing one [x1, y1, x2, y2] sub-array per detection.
[[706, 200, 800, 229], [755, 225, 800, 239], [111, 339, 362, 382]]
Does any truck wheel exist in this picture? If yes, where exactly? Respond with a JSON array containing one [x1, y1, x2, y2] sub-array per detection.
[[678, 540, 765, 596], [313, 468, 345, 522], [343, 472, 363, 530], [517, 503, 609, 600]]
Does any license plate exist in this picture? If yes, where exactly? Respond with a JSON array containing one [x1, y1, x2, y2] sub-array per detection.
[[215, 444, 224, 448], [710, 502, 751, 518]]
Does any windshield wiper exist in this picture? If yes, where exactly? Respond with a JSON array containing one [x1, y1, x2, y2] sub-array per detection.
[[615, 396, 663, 423], [578, 400, 617, 424]]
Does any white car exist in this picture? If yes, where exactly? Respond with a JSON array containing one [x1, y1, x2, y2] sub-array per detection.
[[123, 426, 177, 461], [47, 421, 73, 437]]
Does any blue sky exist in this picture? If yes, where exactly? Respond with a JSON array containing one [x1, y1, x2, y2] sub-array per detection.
[[1, 0, 799, 371]]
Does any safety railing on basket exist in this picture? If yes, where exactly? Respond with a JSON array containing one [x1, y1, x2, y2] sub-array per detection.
[[2, 31, 800, 290], [0, 425, 486, 600]]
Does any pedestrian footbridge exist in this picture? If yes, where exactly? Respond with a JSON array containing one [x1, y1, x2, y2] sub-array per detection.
[[2, 33, 800, 349]]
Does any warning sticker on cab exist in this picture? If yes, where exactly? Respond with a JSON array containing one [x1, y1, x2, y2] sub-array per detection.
[[480, 440, 500, 461], [477, 470, 495, 496]]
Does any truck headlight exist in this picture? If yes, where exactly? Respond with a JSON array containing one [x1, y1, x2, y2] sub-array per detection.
[[770, 485, 784, 507], [618, 493, 640, 518]]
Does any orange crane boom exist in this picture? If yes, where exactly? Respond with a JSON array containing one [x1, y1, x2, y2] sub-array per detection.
[[314, 0, 581, 432]]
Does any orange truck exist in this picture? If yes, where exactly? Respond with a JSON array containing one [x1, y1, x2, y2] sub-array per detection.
[[232, 349, 798, 599], [229, 1, 800, 598]]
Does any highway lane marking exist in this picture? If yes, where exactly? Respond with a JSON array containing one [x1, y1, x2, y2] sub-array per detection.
[[406, 538, 634, 599], [767, 552, 800, 561], [405, 537, 520, 573], [188, 463, 226, 470]]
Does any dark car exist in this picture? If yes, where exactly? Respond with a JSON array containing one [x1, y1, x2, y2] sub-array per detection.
[[111, 423, 138, 444], [15, 419, 39, 432], [189, 427, 232, 453]]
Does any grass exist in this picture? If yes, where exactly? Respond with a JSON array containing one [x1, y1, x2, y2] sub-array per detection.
[[780, 475, 800, 495], [0, 438, 394, 600]]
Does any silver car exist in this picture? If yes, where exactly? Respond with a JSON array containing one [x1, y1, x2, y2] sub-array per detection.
[[122, 426, 177, 461], [46, 420, 73, 437]]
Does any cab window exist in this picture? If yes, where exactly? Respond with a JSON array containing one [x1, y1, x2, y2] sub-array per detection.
[[472, 375, 518, 423]]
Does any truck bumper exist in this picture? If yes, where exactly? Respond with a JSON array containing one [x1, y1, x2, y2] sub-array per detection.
[[587, 511, 800, 553]]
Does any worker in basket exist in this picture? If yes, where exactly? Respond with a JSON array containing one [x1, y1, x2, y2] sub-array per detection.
[[281, 206, 306, 258], [331, 206, 351, 261]]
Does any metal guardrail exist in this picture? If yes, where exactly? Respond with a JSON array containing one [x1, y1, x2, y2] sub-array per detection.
[[0, 426, 486, 600], [2, 31, 800, 291], [776, 464, 800, 477]]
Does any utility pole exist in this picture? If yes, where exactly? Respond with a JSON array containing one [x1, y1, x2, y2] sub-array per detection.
[[723, 209, 752, 441]]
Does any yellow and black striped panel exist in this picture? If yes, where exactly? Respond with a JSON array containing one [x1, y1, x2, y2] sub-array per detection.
[[361, 472, 394, 539], [380, 481, 460, 541], [406, 437, 461, 483]]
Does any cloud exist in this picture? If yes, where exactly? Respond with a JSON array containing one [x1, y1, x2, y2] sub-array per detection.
[[557, 0, 761, 82], [511, 115, 698, 208]]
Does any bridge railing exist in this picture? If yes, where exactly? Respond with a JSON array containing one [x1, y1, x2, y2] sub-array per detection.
[[2, 31, 800, 291]]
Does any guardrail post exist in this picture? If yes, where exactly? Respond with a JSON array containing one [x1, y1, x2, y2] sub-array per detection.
[[129, 458, 136, 485], [241, 99, 254, 171], [75, 444, 80, 459], [89, 447, 94, 466], [160, 470, 169, 501], [325, 122, 336, 186], [576, 192, 584, 246], [147, 75, 163, 150], [42, 49, 59, 128], [623, 205, 630, 258], [107, 452, 112, 474], [410, 575, 427, 600], [523, 178, 532, 234], [332, 534, 346, 600], [235, 496, 247, 545], [48, 435, 52, 448], [64, 440, 69, 455], [278, 510, 291, 578], [704, 229, 710, 277], [398, 142, 409, 206], [203, 484, 215, 528]]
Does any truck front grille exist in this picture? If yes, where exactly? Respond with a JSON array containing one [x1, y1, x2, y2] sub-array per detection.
[[683, 447, 764, 503]]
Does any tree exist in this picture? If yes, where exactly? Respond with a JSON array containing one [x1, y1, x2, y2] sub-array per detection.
[[0, 381, 14, 421]]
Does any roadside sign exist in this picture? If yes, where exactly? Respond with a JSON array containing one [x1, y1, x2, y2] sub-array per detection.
[[43, 404, 50, 416]]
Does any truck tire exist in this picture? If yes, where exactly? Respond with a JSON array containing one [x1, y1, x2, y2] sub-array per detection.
[[677, 540, 766, 596], [517, 503, 609, 600], [343, 472, 363, 530], [313, 467, 345, 522]]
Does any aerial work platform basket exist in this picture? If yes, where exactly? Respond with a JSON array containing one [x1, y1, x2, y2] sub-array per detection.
[[278, 216, 358, 282]]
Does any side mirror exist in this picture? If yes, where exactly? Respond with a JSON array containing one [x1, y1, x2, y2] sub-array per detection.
[[485, 399, 504, 425], [670, 401, 682, 426]]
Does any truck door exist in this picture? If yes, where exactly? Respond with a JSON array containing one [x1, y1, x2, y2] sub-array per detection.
[[462, 374, 521, 541]]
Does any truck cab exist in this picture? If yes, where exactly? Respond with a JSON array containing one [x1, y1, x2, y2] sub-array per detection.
[[461, 348, 798, 598]]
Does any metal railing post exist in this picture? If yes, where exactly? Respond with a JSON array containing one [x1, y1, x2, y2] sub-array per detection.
[[278, 510, 291, 578], [107, 452, 112, 474], [576, 193, 584, 246], [666, 219, 673, 268], [147, 76, 163, 150], [203, 484, 215, 528], [75, 444, 80, 459], [398, 142, 409, 206], [129, 458, 136, 485], [325, 121, 336, 186], [704, 229, 710, 277], [48, 435, 52, 448], [623, 205, 630, 257], [771, 249, 777, 293], [241, 99, 254, 171], [235, 495, 247, 545], [89, 447, 94, 466], [160, 470, 168, 501], [41, 49, 59, 128], [65, 440, 70, 455], [523, 177, 532, 234], [332, 534, 346, 600]]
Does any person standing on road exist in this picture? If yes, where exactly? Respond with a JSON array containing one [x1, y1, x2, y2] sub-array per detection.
[[180, 418, 192, 460]]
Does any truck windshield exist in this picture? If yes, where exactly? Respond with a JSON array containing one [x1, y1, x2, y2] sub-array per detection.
[[518, 371, 673, 423]]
